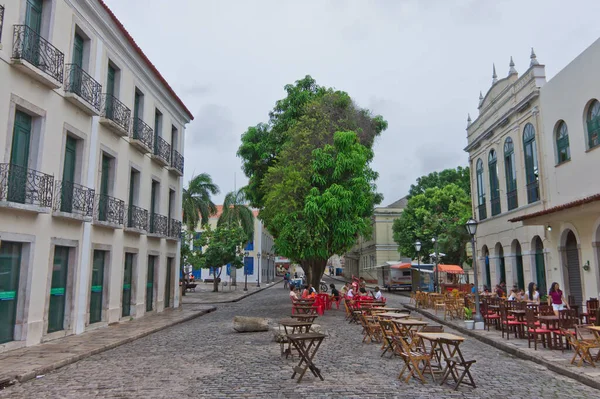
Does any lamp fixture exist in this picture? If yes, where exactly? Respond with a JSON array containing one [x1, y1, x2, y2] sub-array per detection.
[[546, 225, 552, 232], [414, 240, 422, 252]]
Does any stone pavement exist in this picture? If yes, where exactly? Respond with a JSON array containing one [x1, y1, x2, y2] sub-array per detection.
[[0, 304, 215, 388], [1, 277, 598, 398], [182, 279, 282, 304]]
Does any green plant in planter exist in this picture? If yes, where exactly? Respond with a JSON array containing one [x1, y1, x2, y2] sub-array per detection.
[[464, 307, 473, 320]]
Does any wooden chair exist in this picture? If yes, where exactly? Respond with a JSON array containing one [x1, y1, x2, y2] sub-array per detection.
[[524, 308, 552, 350], [565, 325, 600, 367], [553, 308, 578, 351], [481, 301, 500, 331], [379, 319, 399, 357], [438, 338, 476, 390], [394, 335, 436, 384], [582, 299, 599, 324], [499, 303, 520, 340]]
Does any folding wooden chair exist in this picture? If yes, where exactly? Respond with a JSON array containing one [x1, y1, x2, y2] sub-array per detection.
[[565, 329, 597, 367], [379, 319, 398, 357], [438, 338, 476, 390], [394, 335, 436, 384]]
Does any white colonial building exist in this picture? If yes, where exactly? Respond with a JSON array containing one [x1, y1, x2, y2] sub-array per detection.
[[467, 38, 600, 306], [0, 0, 192, 351]]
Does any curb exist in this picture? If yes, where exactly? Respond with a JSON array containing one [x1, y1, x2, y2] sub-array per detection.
[[183, 279, 283, 305], [404, 303, 600, 391], [7, 306, 216, 386]]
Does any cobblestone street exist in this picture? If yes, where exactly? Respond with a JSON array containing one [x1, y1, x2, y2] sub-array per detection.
[[1, 282, 599, 399]]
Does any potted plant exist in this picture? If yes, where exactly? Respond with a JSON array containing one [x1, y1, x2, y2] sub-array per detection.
[[464, 307, 474, 330]]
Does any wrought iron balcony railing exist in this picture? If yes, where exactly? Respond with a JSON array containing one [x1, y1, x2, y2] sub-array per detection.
[[526, 181, 539, 204], [127, 203, 148, 231], [154, 136, 171, 164], [478, 201, 487, 221], [132, 118, 154, 150], [0, 163, 54, 208], [507, 189, 518, 211], [64, 63, 102, 112], [54, 180, 95, 217], [12, 24, 64, 83], [171, 149, 184, 174], [491, 196, 501, 216], [0, 5, 5, 43], [168, 218, 182, 239], [100, 94, 131, 132], [149, 213, 168, 236], [94, 193, 124, 226]]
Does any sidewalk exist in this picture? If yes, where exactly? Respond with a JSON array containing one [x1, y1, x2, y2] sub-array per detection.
[[403, 299, 600, 390], [0, 305, 215, 388], [182, 279, 282, 304]]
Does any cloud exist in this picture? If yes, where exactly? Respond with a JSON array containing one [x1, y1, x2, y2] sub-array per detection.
[[186, 104, 236, 152]]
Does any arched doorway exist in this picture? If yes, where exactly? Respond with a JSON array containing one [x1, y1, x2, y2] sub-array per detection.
[[496, 243, 506, 285], [532, 236, 547, 296], [482, 245, 491, 289], [564, 231, 583, 307], [512, 240, 525, 290]]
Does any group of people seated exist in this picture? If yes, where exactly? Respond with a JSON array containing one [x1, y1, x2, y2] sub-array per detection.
[[288, 280, 384, 304], [477, 281, 541, 304]]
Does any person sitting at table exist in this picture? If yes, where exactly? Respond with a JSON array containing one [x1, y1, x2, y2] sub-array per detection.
[[507, 288, 519, 301], [548, 282, 569, 316], [346, 285, 355, 299], [301, 285, 311, 299], [372, 286, 383, 301], [329, 284, 340, 301], [289, 285, 298, 301], [524, 282, 540, 303], [495, 284, 505, 298], [341, 283, 349, 296], [357, 287, 371, 301]]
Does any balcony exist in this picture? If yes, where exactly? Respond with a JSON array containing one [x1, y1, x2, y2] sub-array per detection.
[[125, 204, 148, 234], [478, 202, 487, 221], [100, 94, 131, 137], [507, 189, 518, 211], [148, 213, 168, 238], [130, 118, 154, 153], [168, 149, 184, 176], [52, 180, 95, 222], [64, 64, 102, 116], [11, 25, 64, 88], [167, 218, 182, 241], [0, 163, 53, 213], [151, 136, 171, 167], [491, 196, 501, 217], [526, 181, 540, 204], [93, 193, 124, 228]]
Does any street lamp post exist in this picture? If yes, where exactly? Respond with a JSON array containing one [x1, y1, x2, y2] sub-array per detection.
[[466, 218, 483, 324], [257, 252, 261, 288], [243, 251, 249, 291], [414, 240, 422, 291], [432, 237, 439, 293]]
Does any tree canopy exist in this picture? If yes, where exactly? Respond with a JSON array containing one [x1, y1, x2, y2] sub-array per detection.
[[182, 173, 220, 231], [408, 166, 470, 199], [392, 180, 471, 266], [238, 76, 387, 287], [217, 188, 255, 242]]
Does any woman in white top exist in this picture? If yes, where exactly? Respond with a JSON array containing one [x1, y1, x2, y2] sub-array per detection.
[[373, 286, 382, 300], [347, 287, 354, 298], [289, 286, 298, 301], [524, 282, 540, 303]]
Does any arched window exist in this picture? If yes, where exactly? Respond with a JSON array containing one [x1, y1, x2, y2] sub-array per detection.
[[476, 159, 486, 220], [504, 138, 518, 210], [488, 149, 500, 216], [523, 123, 539, 203], [586, 100, 600, 149], [556, 121, 570, 164]]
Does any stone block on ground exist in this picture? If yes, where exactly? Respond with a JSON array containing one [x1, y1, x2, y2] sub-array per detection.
[[232, 316, 269, 333]]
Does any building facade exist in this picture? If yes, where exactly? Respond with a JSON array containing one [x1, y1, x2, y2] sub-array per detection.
[[344, 197, 407, 282], [197, 206, 275, 287], [0, 0, 191, 351], [510, 37, 600, 305], [465, 52, 548, 294]]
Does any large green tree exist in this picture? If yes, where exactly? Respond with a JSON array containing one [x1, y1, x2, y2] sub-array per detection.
[[217, 188, 255, 241], [408, 166, 470, 198], [182, 173, 220, 231], [392, 182, 471, 266], [197, 224, 246, 292]]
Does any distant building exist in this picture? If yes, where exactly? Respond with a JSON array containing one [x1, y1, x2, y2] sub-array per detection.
[[344, 197, 408, 282], [195, 206, 275, 286]]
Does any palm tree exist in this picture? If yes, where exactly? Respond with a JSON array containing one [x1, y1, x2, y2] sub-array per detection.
[[217, 188, 254, 240], [182, 173, 220, 231]]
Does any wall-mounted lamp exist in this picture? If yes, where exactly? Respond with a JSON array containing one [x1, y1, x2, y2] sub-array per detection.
[[583, 261, 590, 271], [546, 225, 552, 232]]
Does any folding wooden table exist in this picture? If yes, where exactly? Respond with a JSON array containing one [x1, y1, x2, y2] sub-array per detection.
[[287, 333, 326, 383]]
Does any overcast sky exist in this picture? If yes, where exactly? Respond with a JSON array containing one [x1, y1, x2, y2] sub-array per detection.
[[105, 0, 600, 205]]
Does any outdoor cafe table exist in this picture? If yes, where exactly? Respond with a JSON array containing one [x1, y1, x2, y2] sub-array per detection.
[[537, 315, 560, 330], [293, 305, 318, 315], [291, 314, 318, 323], [416, 332, 466, 375], [279, 319, 313, 358], [372, 307, 405, 312], [287, 333, 326, 383], [393, 319, 429, 336], [378, 312, 411, 320], [584, 326, 600, 361]]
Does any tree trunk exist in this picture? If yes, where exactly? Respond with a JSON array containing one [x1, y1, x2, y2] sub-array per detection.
[[213, 269, 221, 292], [301, 259, 328, 290]]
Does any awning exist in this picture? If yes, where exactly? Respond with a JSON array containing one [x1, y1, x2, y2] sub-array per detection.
[[509, 193, 600, 223], [390, 262, 412, 269], [435, 264, 464, 274], [411, 267, 433, 274]]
